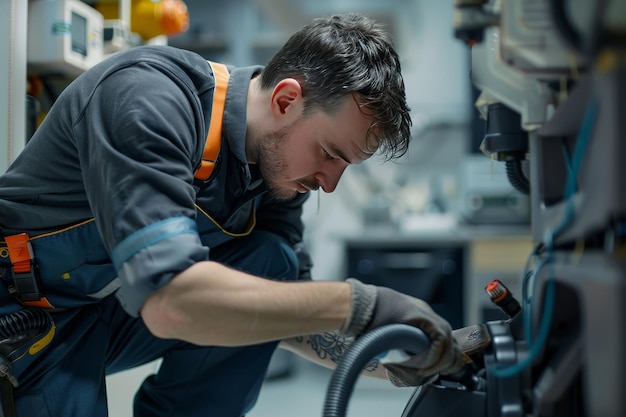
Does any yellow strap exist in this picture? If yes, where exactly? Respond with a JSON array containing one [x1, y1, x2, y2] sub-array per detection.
[[194, 61, 230, 181]]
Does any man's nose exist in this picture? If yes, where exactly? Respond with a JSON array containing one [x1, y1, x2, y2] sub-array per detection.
[[319, 161, 349, 193]]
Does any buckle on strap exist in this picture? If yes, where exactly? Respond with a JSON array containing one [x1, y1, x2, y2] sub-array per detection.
[[4, 233, 53, 308]]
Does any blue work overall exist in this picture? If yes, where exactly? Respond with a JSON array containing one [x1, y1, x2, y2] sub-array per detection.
[[0, 208, 300, 417]]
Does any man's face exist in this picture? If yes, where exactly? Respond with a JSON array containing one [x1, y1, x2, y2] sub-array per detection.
[[255, 95, 376, 201]]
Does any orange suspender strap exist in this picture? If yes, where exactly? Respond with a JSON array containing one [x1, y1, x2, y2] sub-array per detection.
[[194, 61, 230, 181], [4, 233, 53, 308]]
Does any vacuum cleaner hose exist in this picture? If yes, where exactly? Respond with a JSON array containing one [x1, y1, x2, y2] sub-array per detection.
[[323, 324, 430, 417]]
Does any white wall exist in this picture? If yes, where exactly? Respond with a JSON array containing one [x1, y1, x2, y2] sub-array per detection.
[[0, 0, 27, 173]]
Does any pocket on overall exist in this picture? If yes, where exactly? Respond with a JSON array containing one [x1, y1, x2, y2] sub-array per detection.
[[29, 220, 119, 309]]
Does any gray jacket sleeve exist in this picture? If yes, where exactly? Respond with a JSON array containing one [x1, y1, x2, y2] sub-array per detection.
[[73, 63, 208, 316]]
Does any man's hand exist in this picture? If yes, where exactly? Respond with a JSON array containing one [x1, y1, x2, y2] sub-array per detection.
[[342, 278, 465, 387]]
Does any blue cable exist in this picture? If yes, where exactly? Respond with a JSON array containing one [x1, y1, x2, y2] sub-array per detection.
[[493, 278, 556, 379], [493, 98, 599, 378], [521, 245, 541, 344]]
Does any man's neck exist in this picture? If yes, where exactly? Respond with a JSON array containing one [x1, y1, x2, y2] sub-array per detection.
[[245, 76, 266, 164]]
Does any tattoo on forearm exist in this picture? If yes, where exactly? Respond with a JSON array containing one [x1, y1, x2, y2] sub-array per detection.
[[295, 333, 380, 372]]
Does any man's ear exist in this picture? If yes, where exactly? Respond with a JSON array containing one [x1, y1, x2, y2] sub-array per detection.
[[270, 78, 303, 116]]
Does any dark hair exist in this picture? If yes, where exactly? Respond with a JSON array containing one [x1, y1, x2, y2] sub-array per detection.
[[260, 13, 412, 160]]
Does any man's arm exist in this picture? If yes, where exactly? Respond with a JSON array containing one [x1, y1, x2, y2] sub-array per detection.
[[140, 261, 351, 346], [141, 267, 465, 387], [279, 332, 388, 380]]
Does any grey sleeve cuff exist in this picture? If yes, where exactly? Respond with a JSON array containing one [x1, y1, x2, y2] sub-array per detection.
[[112, 217, 209, 317], [341, 278, 378, 338]]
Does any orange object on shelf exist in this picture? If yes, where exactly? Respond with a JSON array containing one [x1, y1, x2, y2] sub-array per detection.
[[96, 0, 189, 41]]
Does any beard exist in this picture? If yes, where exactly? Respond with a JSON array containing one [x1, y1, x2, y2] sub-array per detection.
[[254, 121, 299, 201]]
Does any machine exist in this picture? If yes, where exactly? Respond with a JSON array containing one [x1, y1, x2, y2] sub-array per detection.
[[27, 0, 104, 75], [323, 0, 626, 416], [322, 280, 523, 417]]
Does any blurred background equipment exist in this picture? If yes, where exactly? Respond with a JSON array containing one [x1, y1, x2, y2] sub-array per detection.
[[458, 154, 530, 225], [345, 241, 465, 329], [27, 0, 104, 75], [95, 0, 189, 43]]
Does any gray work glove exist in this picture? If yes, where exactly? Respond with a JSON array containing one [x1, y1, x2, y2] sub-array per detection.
[[341, 278, 465, 387]]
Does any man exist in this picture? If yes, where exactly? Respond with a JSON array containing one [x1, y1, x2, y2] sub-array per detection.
[[0, 13, 463, 416]]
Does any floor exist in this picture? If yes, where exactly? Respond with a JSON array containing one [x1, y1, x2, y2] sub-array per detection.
[[106, 351, 417, 417], [248, 353, 416, 417]]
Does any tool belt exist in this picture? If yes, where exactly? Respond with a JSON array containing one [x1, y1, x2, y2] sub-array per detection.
[[0, 233, 57, 417]]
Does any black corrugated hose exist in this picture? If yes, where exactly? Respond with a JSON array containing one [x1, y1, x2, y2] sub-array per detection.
[[323, 324, 430, 417], [0, 308, 52, 417], [505, 160, 530, 195], [0, 308, 51, 347]]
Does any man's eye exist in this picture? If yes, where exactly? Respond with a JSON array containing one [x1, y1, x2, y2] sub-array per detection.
[[322, 148, 334, 160]]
